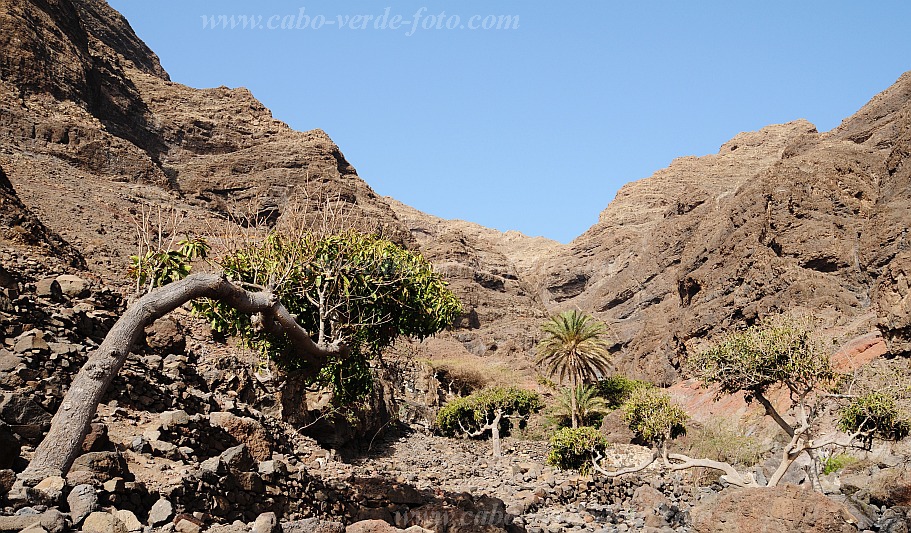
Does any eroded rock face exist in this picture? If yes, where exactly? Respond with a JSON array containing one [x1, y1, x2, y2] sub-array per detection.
[[0, 0, 411, 278], [690, 485, 858, 533], [534, 74, 911, 382]]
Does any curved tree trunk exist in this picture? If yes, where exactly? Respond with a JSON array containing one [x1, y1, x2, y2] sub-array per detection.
[[20, 273, 348, 483]]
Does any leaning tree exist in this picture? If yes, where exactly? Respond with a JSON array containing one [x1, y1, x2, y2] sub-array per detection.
[[20, 229, 460, 483]]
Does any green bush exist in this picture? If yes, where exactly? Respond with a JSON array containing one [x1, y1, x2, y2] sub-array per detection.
[[821, 453, 858, 475], [193, 230, 460, 403], [437, 386, 543, 438], [129, 237, 209, 291], [622, 387, 688, 445], [838, 392, 911, 448], [546, 426, 608, 474], [595, 375, 654, 409]]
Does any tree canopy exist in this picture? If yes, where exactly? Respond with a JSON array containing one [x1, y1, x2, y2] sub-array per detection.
[[194, 230, 461, 400]]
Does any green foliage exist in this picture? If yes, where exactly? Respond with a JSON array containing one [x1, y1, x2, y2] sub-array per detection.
[[536, 310, 612, 386], [838, 392, 911, 447], [437, 386, 543, 438], [622, 387, 688, 445], [129, 237, 209, 290], [596, 375, 654, 409], [553, 385, 609, 428], [193, 230, 460, 403], [821, 453, 858, 475], [688, 316, 836, 400], [546, 426, 608, 474]]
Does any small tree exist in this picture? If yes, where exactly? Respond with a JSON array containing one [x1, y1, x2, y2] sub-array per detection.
[[537, 310, 612, 428], [437, 386, 543, 458], [195, 230, 462, 401], [688, 316, 910, 488], [587, 388, 759, 485], [552, 385, 609, 428]]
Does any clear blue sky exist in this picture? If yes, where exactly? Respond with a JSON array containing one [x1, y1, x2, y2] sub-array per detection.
[[108, 1, 911, 243]]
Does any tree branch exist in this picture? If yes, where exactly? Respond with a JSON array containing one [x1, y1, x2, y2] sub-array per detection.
[[21, 273, 348, 483], [590, 449, 659, 477], [665, 453, 758, 487], [754, 390, 795, 437]]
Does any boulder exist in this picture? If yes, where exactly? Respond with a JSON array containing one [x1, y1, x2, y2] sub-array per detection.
[[55, 274, 88, 298], [67, 451, 129, 484], [13, 331, 49, 353], [67, 484, 98, 526], [32, 476, 65, 505], [0, 469, 16, 496], [208, 411, 273, 461], [691, 484, 858, 533], [252, 512, 279, 533], [144, 317, 186, 354], [0, 391, 52, 427], [219, 443, 255, 472], [81, 422, 111, 453], [35, 278, 61, 300], [631, 484, 671, 513], [114, 510, 143, 532], [148, 497, 174, 526], [83, 512, 128, 533], [0, 509, 67, 533], [159, 409, 190, 429]]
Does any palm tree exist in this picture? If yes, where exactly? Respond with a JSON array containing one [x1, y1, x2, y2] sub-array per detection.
[[554, 384, 609, 428], [537, 310, 612, 428]]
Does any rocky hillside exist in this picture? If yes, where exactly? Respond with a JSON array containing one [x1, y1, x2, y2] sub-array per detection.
[[535, 76, 911, 383], [0, 0, 410, 279]]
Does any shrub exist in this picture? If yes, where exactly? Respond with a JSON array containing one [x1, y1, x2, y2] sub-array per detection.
[[596, 375, 654, 409], [546, 426, 608, 474], [622, 387, 688, 445], [838, 392, 911, 448], [821, 453, 858, 475], [677, 418, 766, 467]]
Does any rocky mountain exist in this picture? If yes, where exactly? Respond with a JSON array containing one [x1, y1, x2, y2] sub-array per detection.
[[0, 0, 410, 278], [1, 0, 909, 387], [530, 76, 911, 383]]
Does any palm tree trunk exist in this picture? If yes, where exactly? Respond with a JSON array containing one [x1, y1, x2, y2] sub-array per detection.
[[571, 381, 579, 429]]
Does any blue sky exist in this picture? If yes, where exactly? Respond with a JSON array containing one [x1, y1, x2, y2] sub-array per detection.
[[109, 1, 911, 243]]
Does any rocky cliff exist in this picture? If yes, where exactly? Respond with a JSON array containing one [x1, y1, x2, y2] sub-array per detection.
[[0, 0, 410, 278], [536, 74, 911, 383]]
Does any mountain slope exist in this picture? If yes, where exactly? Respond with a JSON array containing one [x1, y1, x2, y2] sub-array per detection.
[[0, 0, 410, 277], [538, 73, 911, 382]]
